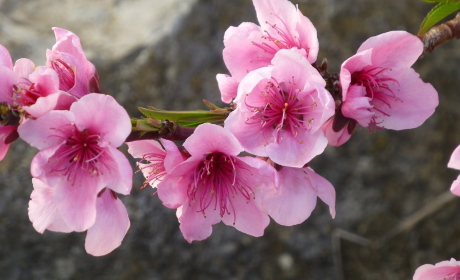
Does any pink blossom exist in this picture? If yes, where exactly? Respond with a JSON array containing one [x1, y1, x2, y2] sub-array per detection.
[[339, 31, 438, 131], [127, 139, 187, 189], [157, 123, 272, 242], [413, 258, 460, 280], [217, 0, 318, 102], [253, 159, 335, 226], [225, 49, 334, 168], [18, 93, 132, 232], [29, 178, 130, 256], [46, 27, 101, 97]]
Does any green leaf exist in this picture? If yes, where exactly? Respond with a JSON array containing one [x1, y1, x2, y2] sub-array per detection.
[[138, 107, 229, 127], [419, 2, 460, 34]]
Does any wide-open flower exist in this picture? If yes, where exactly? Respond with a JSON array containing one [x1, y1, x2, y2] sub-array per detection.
[[18, 93, 132, 232], [253, 158, 336, 226], [46, 27, 101, 98], [157, 123, 272, 242], [413, 258, 460, 280], [217, 0, 318, 103], [29, 178, 130, 256], [339, 31, 438, 132], [127, 139, 187, 189], [225, 49, 334, 168]]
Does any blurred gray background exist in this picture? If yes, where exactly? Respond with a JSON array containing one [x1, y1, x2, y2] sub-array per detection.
[[1, 0, 460, 279]]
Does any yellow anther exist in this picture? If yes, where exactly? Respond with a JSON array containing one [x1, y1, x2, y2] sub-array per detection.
[[73, 157, 78, 161]]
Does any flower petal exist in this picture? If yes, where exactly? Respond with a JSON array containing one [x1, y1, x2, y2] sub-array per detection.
[[14, 58, 35, 78], [0, 45, 13, 69], [178, 198, 221, 243], [85, 189, 130, 256], [24, 92, 76, 119], [305, 167, 336, 218], [28, 178, 72, 234], [216, 74, 239, 103], [70, 94, 131, 147]]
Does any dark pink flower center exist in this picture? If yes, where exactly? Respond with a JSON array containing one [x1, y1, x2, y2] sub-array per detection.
[[252, 16, 303, 63], [47, 125, 115, 186], [187, 152, 254, 224], [137, 152, 166, 189], [12, 79, 41, 107], [245, 79, 315, 144], [51, 59, 76, 92], [351, 66, 401, 130]]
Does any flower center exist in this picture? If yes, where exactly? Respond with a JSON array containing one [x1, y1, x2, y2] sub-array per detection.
[[12, 79, 41, 107], [245, 79, 315, 144], [252, 16, 303, 63], [51, 59, 76, 92], [351, 67, 401, 129], [137, 152, 166, 189], [47, 126, 114, 186], [187, 152, 254, 224]]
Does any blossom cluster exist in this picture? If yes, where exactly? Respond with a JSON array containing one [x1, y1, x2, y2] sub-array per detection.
[[0, 0, 443, 263]]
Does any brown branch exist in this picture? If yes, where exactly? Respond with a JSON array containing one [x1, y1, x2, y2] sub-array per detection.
[[418, 12, 460, 57]]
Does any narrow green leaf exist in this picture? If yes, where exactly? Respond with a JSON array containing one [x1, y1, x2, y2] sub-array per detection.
[[419, 2, 460, 34]]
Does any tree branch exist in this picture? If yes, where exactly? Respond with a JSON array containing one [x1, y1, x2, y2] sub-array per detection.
[[418, 12, 460, 57]]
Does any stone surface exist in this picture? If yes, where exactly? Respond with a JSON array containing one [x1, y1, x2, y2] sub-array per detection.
[[1, 0, 460, 279]]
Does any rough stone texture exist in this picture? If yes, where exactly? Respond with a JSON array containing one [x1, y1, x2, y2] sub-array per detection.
[[0, 0, 460, 279]]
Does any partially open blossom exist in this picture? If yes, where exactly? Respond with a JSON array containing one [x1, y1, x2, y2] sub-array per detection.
[[18, 93, 132, 232], [225, 49, 334, 168], [339, 31, 438, 132], [127, 139, 187, 189], [46, 27, 101, 97], [413, 258, 460, 280], [157, 123, 272, 242], [217, 0, 318, 102], [29, 178, 130, 256], [253, 158, 335, 226]]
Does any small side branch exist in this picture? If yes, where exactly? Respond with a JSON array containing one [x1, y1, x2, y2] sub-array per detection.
[[125, 120, 196, 142], [418, 12, 460, 57]]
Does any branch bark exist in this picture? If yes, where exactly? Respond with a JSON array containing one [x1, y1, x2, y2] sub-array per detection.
[[418, 12, 460, 57]]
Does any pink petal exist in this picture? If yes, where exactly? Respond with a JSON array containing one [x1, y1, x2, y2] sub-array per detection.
[[341, 85, 374, 127], [295, 7, 319, 63], [233, 67, 273, 105], [24, 92, 76, 118], [13, 58, 35, 78], [224, 107, 270, 157], [162, 139, 187, 173], [28, 67, 60, 97], [30, 146, 60, 186], [53, 176, 98, 232], [28, 178, 72, 234], [305, 167, 336, 218], [221, 194, 270, 237], [321, 118, 353, 147], [260, 167, 317, 226], [413, 258, 460, 280], [448, 145, 460, 170], [222, 24, 269, 80], [340, 49, 373, 100], [52, 27, 96, 81], [157, 157, 203, 208], [183, 123, 243, 157], [372, 68, 438, 130], [358, 31, 422, 69], [0, 126, 17, 161], [253, 0, 297, 35], [271, 48, 325, 90], [178, 198, 221, 243], [85, 189, 130, 256], [0, 65, 16, 104], [266, 129, 328, 168], [18, 110, 75, 150], [216, 74, 239, 103], [450, 175, 460, 197], [126, 139, 165, 159], [70, 94, 131, 148], [0, 45, 13, 69], [101, 146, 133, 195]]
